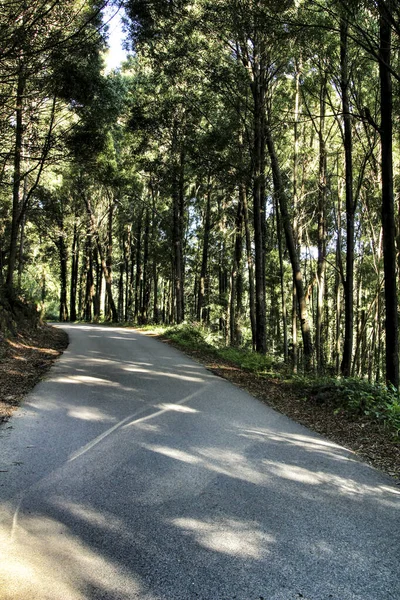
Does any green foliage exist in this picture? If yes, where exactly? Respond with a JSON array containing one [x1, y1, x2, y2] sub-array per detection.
[[162, 323, 281, 376], [217, 347, 278, 374], [164, 323, 214, 350], [303, 377, 400, 434]]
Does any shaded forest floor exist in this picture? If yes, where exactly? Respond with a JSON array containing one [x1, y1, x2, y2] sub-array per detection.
[[0, 324, 68, 423], [0, 321, 399, 482], [145, 329, 400, 481]]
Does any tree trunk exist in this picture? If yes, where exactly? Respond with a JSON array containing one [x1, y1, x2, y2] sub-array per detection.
[[197, 178, 212, 322], [141, 207, 150, 323], [84, 197, 118, 323], [83, 219, 94, 322], [6, 65, 25, 294], [69, 221, 79, 322], [379, 1, 399, 387], [134, 209, 142, 322], [316, 78, 327, 372], [230, 191, 244, 346], [275, 194, 288, 361], [266, 124, 313, 368], [242, 185, 256, 350], [292, 59, 302, 371], [58, 234, 69, 322], [340, 19, 355, 377], [251, 42, 267, 353]]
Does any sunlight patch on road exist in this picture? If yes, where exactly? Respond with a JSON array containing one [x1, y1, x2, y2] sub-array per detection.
[[262, 460, 400, 503], [169, 517, 273, 558], [141, 443, 268, 485], [0, 512, 140, 600], [142, 444, 202, 464], [195, 447, 268, 485], [67, 406, 117, 422], [123, 365, 204, 383], [52, 499, 125, 534], [240, 428, 343, 451], [123, 385, 208, 429], [155, 403, 198, 413], [53, 375, 120, 387]]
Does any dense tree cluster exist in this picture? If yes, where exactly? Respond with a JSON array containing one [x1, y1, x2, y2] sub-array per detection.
[[1, 0, 400, 387]]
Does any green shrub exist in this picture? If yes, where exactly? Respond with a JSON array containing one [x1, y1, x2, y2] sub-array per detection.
[[164, 323, 214, 351], [303, 377, 400, 434]]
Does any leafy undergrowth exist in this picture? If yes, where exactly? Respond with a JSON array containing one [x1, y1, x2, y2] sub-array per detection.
[[139, 323, 400, 479], [302, 377, 400, 435]]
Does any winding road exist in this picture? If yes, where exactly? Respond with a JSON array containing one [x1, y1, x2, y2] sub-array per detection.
[[0, 324, 399, 600]]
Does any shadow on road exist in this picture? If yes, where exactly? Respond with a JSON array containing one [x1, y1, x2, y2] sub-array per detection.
[[1, 325, 399, 600]]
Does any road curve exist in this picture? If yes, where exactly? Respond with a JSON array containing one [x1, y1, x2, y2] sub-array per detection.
[[0, 324, 399, 600]]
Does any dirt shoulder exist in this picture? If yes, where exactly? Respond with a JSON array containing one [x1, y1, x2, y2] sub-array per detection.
[[0, 324, 68, 424], [155, 334, 400, 481]]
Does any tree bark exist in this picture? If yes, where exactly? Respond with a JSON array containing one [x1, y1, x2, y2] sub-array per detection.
[[171, 127, 185, 324], [379, 1, 399, 387], [266, 124, 313, 367], [69, 220, 79, 322], [251, 41, 267, 354], [340, 19, 355, 377], [316, 78, 327, 372], [230, 190, 244, 346], [242, 185, 256, 351], [197, 178, 212, 322], [134, 209, 142, 322], [6, 64, 25, 294], [58, 233, 69, 322]]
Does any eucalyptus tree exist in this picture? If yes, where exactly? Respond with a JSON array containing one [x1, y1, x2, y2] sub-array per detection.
[[0, 0, 110, 297]]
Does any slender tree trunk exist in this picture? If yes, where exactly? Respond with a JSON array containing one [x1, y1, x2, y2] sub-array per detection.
[[93, 247, 102, 321], [84, 219, 93, 322], [252, 42, 267, 353], [151, 184, 159, 323], [58, 233, 68, 322], [379, 1, 399, 387], [242, 185, 256, 350], [340, 19, 355, 377], [105, 199, 117, 322], [17, 213, 26, 291], [118, 241, 125, 322], [292, 59, 302, 371], [179, 147, 185, 322], [335, 218, 342, 376], [275, 194, 288, 361], [134, 210, 142, 322], [266, 124, 313, 368], [141, 207, 150, 324], [172, 134, 185, 324], [316, 78, 327, 372], [197, 177, 211, 322], [124, 226, 130, 322], [6, 65, 25, 294], [69, 221, 79, 322], [230, 191, 244, 346]]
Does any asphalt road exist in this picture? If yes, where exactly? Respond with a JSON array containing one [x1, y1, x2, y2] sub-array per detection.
[[0, 324, 399, 600]]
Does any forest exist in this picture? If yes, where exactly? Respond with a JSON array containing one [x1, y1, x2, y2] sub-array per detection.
[[1, 0, 400, 391]]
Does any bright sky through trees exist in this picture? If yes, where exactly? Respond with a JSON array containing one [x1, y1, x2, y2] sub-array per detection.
[[103, 5, 128, 71]]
